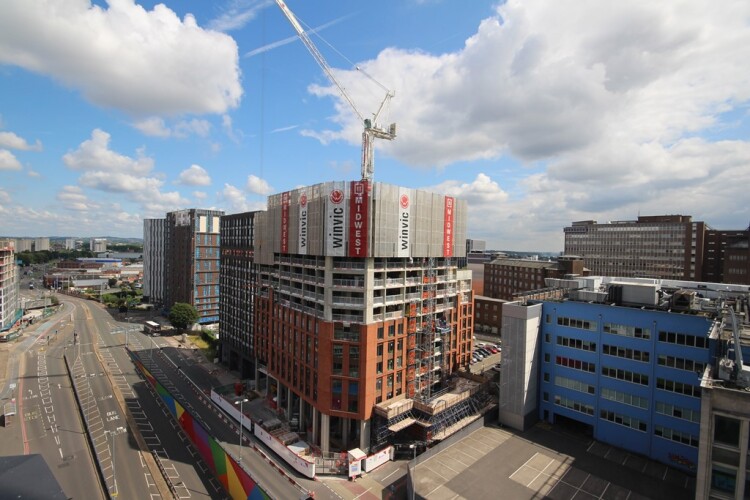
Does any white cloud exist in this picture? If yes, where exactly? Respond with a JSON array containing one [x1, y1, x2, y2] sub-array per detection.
[[208, 0, 267, 33], [57, 185, 92, 211], [193, 191, 207, 200], [0, 188, 10, 204], [246, 174, 273, 195], [0, 149, 22, 170], [174, 119, 211, 138], [64, 129, 154, 174], [0, 0, 242, 116], [0, 131, 42, 151], [132, 117, 171, 138], [27, 168, 41, 178], [177, 164, 211, 186], [300, 0, 750, 250]]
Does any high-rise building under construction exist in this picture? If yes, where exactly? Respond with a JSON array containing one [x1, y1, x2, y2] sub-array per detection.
[[251, 180, 475, 453]]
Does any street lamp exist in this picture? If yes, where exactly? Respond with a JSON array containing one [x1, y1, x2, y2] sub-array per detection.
[[409, 443, 418, 500], [234, 398, 249, 462]]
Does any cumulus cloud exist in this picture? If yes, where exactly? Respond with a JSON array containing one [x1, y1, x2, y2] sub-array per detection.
[[297, 0, 750, 250], [177, 164, 211, 186], [246, 174, 273, 195], [57, 185, 92, 211], [0, 0, 242, 116], [0, 149, 22, 170], [193, 191, 207, 200], [0, 188, 10, 204], [64, 129, 154, 174], [135, 117, 212, 138], [0, 131, 42, 151]]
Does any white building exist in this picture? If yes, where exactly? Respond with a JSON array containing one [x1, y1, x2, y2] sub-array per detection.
[[0, 239, 20, 331], [90, 238, 107, 253]]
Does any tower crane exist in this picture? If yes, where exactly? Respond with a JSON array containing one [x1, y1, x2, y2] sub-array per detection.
[[275, 0, 396, 181]]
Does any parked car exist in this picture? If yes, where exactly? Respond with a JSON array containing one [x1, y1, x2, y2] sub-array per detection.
[[488, 346, 499, 354], [477, 348, 492, 357], [473, 351, 484, 360]]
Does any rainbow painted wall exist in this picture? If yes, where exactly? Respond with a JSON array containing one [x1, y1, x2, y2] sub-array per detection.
[[132, 357, 271, 500]]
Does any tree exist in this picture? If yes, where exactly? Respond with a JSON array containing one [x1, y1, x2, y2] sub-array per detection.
[[169, 302, 199, 330], [108, 277, 118, 287]]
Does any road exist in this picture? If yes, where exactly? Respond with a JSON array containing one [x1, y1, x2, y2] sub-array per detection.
[[66, 299, 156, 499], [16, 301, 102, 499]]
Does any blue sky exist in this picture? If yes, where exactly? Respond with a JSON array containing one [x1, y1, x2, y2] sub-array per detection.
[[1, 0, 749, 251]]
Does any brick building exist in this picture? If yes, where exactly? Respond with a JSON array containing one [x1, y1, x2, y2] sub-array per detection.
[[483, 256, 586, 301]]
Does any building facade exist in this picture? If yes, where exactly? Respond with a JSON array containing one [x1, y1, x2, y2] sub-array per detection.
[[90, 238, 107, 253], [695, 299, 750, 499], [484, 256, 586, 301], [219, 211, 259, 377], [0, 239, 20, 332], [143, 218, 166, 306], [165, 209, 224, 324], [252, 180, 472, 453], [538, 295, 715, 472], [564, 215, 705, 280], [474, 295, 505, 338], [13, 237, 49, 253], [722, 233, 750, 286]]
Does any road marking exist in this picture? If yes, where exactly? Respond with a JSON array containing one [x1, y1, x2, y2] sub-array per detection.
[[59, 448, 63, 458]]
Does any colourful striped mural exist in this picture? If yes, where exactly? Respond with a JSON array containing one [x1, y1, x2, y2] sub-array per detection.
[[131, 356, 272, 500]]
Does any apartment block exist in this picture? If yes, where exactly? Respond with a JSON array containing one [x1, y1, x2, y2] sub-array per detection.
[[251, 180, 474, 453], [564, 215, 705, 280], [164, 209, 224, 324], [89, 238, 107, 253], [219, 211, 260, 377]]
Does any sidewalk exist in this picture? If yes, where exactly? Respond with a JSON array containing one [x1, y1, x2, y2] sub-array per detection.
[[154, 334, 399, 500]]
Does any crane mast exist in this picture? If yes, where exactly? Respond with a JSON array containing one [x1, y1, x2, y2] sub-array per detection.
[[275, 0, 396, 181]]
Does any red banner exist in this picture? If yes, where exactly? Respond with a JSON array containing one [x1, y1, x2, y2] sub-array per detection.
[[348, 180, 369, 257], [280, 191, 290, 254], [443, 196, 454, 257]]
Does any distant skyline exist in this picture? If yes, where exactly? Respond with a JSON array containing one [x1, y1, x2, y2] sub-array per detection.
[[1, 0, 749, 252]]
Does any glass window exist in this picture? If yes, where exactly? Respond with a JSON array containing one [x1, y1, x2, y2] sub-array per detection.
[[714, 415, 741, 447], [711, 464, 736, 495]]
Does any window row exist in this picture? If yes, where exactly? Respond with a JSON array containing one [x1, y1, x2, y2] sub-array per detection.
[[556, 316, 597, 331], [556, 356, 596, 373], [656, 378, 701, 398], [657, 355, 705, 374], [557, 335, 597, 352], [654, 425, 699, 448], [603, 322, 651, 340], [555, 395, 594, 416], [600, 409, 648, 432], [655, 401, 700, 423], [658, 331, 708, 349], [555, 375, 595, 395], [602, 344, 650, 363], [601, 387, 648, 409], [601, 366, 649, 386]]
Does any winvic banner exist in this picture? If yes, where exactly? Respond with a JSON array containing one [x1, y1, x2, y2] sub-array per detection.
[[298, 191, 308, 255], [397, 187, 412, 257], [280, 191, 290, 254], [326, 182, 347, 256], [348, 180, 369, 257], [443, 196, 455, 257]]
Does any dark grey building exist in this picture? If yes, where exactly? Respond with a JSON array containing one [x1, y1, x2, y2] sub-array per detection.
[[219, 211, 260, 377]]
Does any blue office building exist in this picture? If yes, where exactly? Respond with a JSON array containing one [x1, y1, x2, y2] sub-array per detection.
[[537, 285, 717, 472]]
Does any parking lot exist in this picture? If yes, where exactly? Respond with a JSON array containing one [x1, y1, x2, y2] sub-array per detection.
[[409, 423, 694, 500]]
